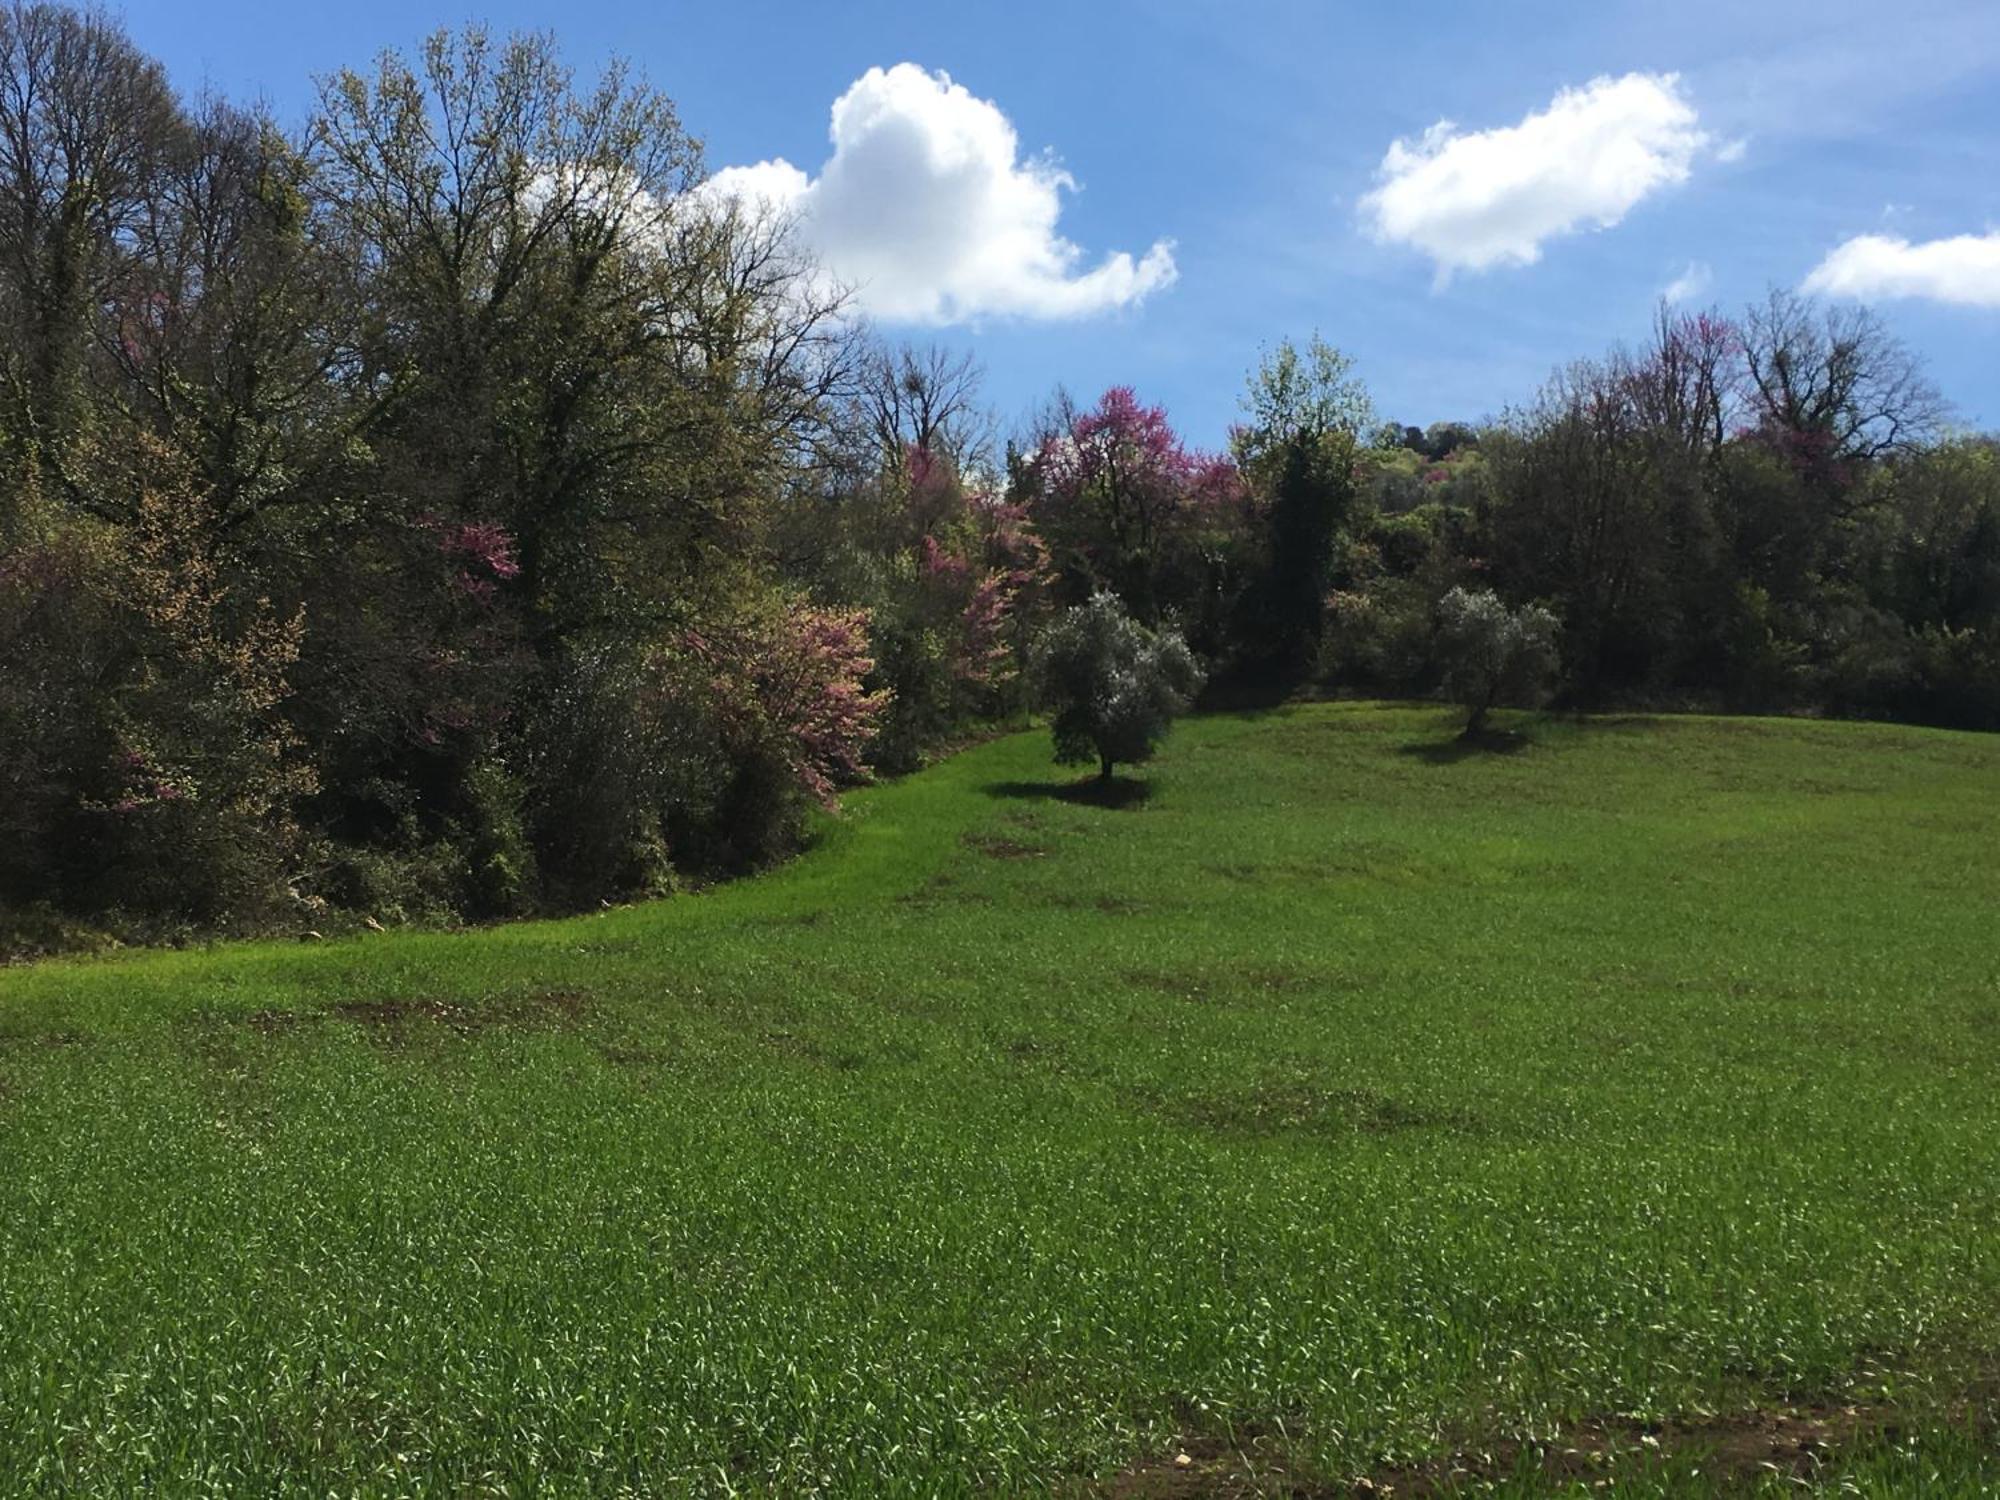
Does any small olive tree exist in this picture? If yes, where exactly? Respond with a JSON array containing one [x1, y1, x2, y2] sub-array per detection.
[[1435, 587, 1560, 736], [1037, 592, 1204, 779]]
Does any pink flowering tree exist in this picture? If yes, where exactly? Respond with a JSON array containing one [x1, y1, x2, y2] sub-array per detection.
[[1023, 386, 1251, 639], [407, 515, 530, 751], [689, 599, 890, 807], [847, 439, 1055, 768]]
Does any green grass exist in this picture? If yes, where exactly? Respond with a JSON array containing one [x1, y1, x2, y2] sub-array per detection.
[[3, 703, 1998, 1496]]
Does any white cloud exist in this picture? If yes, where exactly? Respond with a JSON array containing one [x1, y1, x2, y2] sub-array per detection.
[[1802, 231, 2000, 309], [1361, 73, 1712, 278], [1663, 260, 1713, 303], [702, 64, 1176, 324]]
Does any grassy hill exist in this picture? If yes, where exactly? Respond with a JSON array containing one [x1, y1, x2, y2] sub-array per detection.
[[3, 704, 1998, 1496]]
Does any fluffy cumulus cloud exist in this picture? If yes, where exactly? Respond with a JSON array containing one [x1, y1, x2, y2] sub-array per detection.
[[1802, 232, 2000, 309], [702, 64, 1176, 324], [1362, 73, 1712, 279]]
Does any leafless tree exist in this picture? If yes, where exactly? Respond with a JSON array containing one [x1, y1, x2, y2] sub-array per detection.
[[1742, 289, 1946, 466], [855, 339, 992, 476]]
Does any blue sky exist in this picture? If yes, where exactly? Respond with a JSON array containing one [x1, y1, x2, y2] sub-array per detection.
[[123, 0, 2000, 447]]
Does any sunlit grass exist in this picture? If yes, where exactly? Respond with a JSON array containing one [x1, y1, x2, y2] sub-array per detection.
[[3, 704, 1997, 1495]]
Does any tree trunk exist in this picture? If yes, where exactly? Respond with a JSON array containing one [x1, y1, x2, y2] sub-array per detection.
[[1099, 751, 1114, 781]]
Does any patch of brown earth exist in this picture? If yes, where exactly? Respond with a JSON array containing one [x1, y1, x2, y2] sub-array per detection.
[[1158, 1080, 1478, 1138], [898, 871, 994, 909], [1120, 964, 1318, 999], [962, 831, 1050, 860], [759, 1027, 866, 1070], [597, 1043, 671, 1068], [1092, 1402, 1916, 1498], [0, 1028, 88, 1051], [244, 1008, 309, 1036], [1357, 1403, 1893, 1495], [330, 988, 590, 1043], [1095, 1434, 1310, 1499]]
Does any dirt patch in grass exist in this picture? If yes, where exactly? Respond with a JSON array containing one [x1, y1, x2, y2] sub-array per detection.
[[760, 1027, 867, 1070], [1123, 969, 1208, 1000], [898, 870, 994, 909], [597, 1042, 672, 1069], [1090, 1433, 1307, 1498], [1123, 964, 1318, 1001], [962, 830, 1050, 860], [1222, 1082, 1474, 1136], [1091, 1399, 1957, 1498], [1040, 891, 1151, 915], [330, 988, 591, 1044], [1357, 1402, 1901, 1496], [0, 1027, 88, 1052], [244, 1008, 310, 1036], [1138, 1078, 1479, 1139]]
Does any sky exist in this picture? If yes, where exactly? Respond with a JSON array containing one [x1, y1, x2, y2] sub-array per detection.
[[120, 0, 2000, 448]]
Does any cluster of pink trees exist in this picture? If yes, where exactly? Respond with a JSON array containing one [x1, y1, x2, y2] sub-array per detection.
[[1021, 387, 1253, 640]]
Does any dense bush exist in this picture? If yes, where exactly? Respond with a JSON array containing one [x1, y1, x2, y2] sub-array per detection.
[[1036, 592, 1204, 778], [1435, 588, 1562, 736]]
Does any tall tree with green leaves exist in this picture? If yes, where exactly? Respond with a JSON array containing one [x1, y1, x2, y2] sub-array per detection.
[[1232, 335, 1374, 677]]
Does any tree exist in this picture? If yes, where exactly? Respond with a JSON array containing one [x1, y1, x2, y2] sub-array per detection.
[[1036, 591, 1203, 780], [1023, 385, 1249, 633], [1435, 587, 1560, 737], [1232, 335, 1374, 675], [0, 0, 180, 483], [854, 339, 992, 482], [1742, 290, 1944, 474], [1481, 314, 1736, 698]]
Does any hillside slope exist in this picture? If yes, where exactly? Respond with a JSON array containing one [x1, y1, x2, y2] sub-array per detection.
[[3, 705, 1998, 1495]]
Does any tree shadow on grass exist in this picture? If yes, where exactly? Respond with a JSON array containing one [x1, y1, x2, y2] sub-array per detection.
[[982, 776, 1154, 810], [1396, 727, 1535, 765]]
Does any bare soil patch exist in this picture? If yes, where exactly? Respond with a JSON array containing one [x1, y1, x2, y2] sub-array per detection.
[[962, 830, 1050, 860], [1088, 1400, 1936, 1498], [330, 989, 590, 1044], [1157, 1080, 1478, 1139], [1358, 1402, 1897, 1495]]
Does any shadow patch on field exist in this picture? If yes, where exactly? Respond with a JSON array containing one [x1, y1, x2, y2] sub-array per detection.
[[985, 777, 1154, 810], [1396, 728, 1533, 765]]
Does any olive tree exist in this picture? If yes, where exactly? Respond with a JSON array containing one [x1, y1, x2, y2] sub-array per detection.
[[1036, 591, 1203, 779], [1435, 586, 1560, 737]]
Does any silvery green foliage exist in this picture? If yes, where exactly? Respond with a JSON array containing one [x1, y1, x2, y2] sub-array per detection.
[[1036, 592, 1204, 776], [1435, 586, 1561, 733]]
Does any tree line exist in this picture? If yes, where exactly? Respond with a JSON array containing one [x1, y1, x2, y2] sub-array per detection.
[[0, 5, 1992, 951]]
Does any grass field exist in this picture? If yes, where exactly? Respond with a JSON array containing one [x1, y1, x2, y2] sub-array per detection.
[[2, 703, 1998, 1496]]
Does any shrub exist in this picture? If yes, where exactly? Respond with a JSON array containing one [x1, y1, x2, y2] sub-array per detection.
[[1036, 591, 1204, 779], [1435, 587, 1561, 736]]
